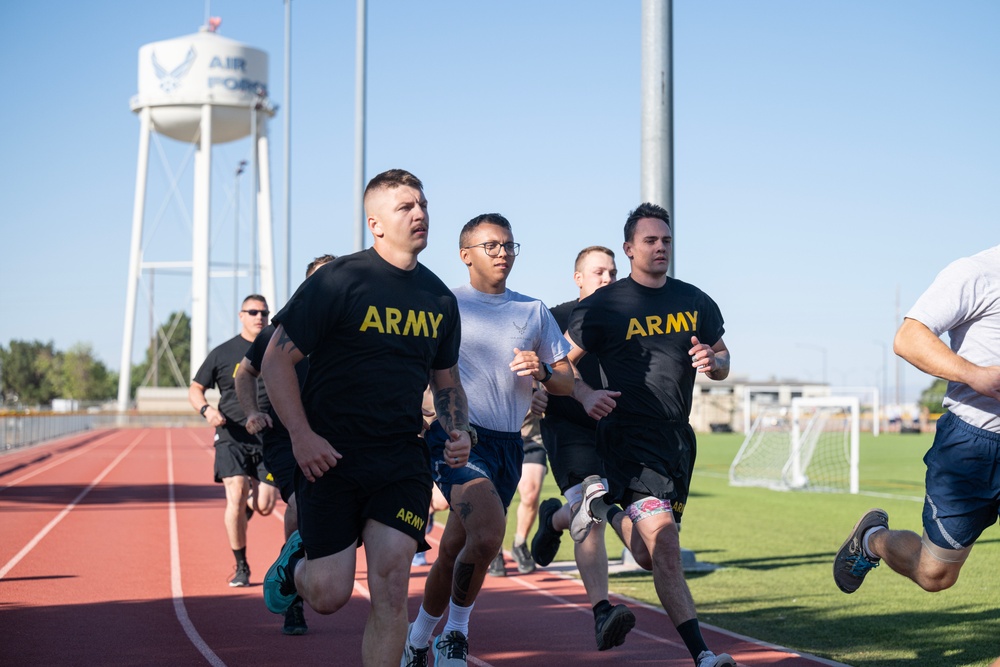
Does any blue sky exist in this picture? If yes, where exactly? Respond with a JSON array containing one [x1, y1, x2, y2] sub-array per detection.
[[1, 1, 997, 404]]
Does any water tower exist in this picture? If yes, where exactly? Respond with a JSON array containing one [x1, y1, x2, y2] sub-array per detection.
[[117, 23, 276, 411]]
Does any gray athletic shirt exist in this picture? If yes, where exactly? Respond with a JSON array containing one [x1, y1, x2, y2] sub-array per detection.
[[906, 245, 1000, 432], [453, 284, 569, 433]]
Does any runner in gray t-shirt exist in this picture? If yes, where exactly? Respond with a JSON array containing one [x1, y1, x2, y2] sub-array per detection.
[[834, 245, 1000, 596]]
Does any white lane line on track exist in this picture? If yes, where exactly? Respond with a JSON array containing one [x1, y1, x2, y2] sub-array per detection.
[[0, 430, 123, 491], [0, 431, 146, 581], [167, 430, 227, 667]]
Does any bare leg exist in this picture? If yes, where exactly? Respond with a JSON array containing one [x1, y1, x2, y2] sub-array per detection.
[[283, 493, 298, 540], [222, 475, 249, 549], [868, 528, 968, 592], [361, 521, 418, 667], [633, 511, 697, 625], [575, 522, 610, 605], [515, 462, 546, 543]]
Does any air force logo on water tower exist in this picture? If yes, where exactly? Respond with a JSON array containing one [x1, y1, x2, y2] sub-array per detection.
[[152, 48, 197, 93]]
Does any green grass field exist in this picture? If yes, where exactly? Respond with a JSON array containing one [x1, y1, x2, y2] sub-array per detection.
[[496, 432, 1000, 667]]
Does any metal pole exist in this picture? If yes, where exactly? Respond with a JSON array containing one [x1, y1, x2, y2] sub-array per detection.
[[640, 0, 674, 277], [353, 0, 368, 252], [235, 160, 246, 322], [250, 99, 259, 294], [284, 0, 292, 302], [118, 106, 152, 412]]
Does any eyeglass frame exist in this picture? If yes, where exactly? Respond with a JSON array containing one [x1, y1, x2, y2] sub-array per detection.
[[241, 309, 270, 317], [461, 241, 521, 257]]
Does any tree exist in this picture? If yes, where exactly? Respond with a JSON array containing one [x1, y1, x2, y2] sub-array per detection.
[[130, 311, 191, 398], [0, 340, 59, 406], [54, 344, 117, 401], [919, 378, 948, 412]]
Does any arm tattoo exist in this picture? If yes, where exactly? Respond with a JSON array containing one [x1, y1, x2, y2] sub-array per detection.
[[276, 330, 299, 354], [434, 386, 469, 432]]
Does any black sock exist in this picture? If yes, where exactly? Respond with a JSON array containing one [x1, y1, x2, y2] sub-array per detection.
[[591, 494, 612, 519], [605, 504, 623, 524], [592, 599, 612, 618], [676, 619, 709, 661], [234, 547, 248, 567]]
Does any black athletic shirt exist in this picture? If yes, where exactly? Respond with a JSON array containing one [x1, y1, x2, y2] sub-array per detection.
[[192, 334, 254, 425], [567, 276, 725, 422], [246, 324, 309, 438], [545, 299, 602, 430], [272, 248, 461, 446]]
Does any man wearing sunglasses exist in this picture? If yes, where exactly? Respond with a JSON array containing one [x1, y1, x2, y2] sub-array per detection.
[[189, 294, 279, 588]]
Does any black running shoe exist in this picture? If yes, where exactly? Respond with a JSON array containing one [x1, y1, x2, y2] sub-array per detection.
[[229, 562, 250, 587], [834, 508, 888, 593], [511, 542, 535, 574], [594, 603, 635, 650], [282, 598, 308, 635], [487, 551, 506, 577], [530, 498, 563, 566]]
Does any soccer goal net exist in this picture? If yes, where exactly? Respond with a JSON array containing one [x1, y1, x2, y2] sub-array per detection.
[[729, 396, 860, 494]]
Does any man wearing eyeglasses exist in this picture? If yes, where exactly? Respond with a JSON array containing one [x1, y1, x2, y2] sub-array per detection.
[[189, 294, 279, 588], [403, 213, 575, 667]]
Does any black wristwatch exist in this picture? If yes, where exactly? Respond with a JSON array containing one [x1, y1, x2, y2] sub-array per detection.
[[200, 404, 211, 417], [538, 362, 553, 383]]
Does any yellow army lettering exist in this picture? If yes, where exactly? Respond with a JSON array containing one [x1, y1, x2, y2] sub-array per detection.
[[359, 306, 444, 338], [625, 311, 699, 341], [396, 507, 427, 531]]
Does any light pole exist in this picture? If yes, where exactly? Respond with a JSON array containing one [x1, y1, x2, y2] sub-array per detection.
[[235, 160, 247, 321]]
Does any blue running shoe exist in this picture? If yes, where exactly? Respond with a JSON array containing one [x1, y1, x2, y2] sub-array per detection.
[[264, 530, 303, 613], [834, 508, 888, 593]]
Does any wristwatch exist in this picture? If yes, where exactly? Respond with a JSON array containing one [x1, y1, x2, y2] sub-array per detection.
[[461, 426, 478, 446], [200, 404, 211, 417], [538, 362, 553, 383]]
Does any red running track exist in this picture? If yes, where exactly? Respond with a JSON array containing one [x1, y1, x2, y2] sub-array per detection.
[[0, 428, 848, 666]]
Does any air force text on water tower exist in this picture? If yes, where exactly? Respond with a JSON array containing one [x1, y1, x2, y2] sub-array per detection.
[[132, 30, 270, 144]]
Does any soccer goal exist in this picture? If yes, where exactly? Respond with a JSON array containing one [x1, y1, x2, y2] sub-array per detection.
[[729, 396, 860, 494]]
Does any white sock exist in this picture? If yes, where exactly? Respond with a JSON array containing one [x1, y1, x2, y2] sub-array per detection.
[[441, 600, 475, 637], [409, 605, 443, 647], [863, 526, 886, 559], [513, 535, 526, 547]]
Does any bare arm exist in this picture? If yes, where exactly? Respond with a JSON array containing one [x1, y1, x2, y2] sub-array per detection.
[[564, 333, 620, 420], [188, 381, 225, 427], [429, 364, 472, 468], [235, 356, 272, 435], [689, 336, 731, 381], [509, 347, 574, 396], [262, 325, 341, 481], [895, 318, 1000, 401]]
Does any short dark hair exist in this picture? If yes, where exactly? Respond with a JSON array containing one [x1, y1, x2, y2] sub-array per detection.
[[363, 169, 423, 202], [306, 254, 336, 278], [459, 213, 512, 248], [574, 245, 615, 272], [242, 294, 267, 307], [624, 203, 671, 242]]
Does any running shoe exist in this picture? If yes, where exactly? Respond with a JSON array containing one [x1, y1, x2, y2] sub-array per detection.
[[487, 551, 506, 577], [594, 603, 635, 650], [282, 598, 308, 635], [433, 630, 469, 667], [834, 508, 888, 593], [511, 542, 535, 574], [696, 650, 736, 667], [569, 475, 606, 543], [228, 562, 250, 587], [401, 623, 430, 667], [264, 529, 303, 613], [412, 551, 428, 567], [531, 498, 563, 566]]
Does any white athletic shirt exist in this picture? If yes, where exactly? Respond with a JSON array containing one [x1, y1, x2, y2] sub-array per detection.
[[452, 284, 569, 433], [906, 245, 1000, 432]]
